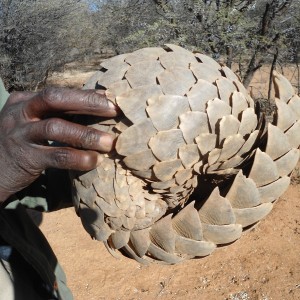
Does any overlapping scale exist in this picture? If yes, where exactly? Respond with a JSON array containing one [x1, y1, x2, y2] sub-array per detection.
[[275, 148, 299, 177], [179, 144, 200, 168], [238, 108, 258, 136], [175, 236, 216, 257], [275, 98, 297, 131], [218, 134, 245, 162], [71, 45, 300, 264], [153, 159, 182, 181], [159, 50, 197, 69], [288, 95, 300, 119], [273, 70, 295, 103], [233, 203, 273, 228], [130, 229, 151, 257], [149, 129, 186, 161], [207, 98, 232, 132], [226, 171, 260, 209], [258, 177, 290, 203], [194, 52, 221, 69], [190, 62, 221, 82], [221, 66, 240, 82], [157, 67, 196, 95], [202, 224, 242, 244], [98, 63, 130, 88], [172, 202, 203, 240], [147, 95, 190, 131], [187, 80, 219, 112], [265, 124, 291, 160], [233, 80, 255, 108], [216, 77, 237, 104], [124, 47, 165, 65], [198, 187, 236, 225], [179, 111, 209, 143], [116, 85, 162, 124], [125, 60, 164, 88], [231, 91, 249, 118], [218, 115, 240, 142], [196, 133, 217, 157], [116, 118, 157, 156], [285, 120, 300, 148]]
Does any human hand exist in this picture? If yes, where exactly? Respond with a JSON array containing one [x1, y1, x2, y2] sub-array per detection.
[[0, 88, 118, 204]]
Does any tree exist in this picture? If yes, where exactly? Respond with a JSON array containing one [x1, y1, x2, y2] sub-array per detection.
[[1, 0, 299, 92], [91, 0, 299, 89], [0, 0, 93, 90]]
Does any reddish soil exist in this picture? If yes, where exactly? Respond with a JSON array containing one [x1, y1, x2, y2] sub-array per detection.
[[40, 181, 300, 300], [40, 61, 300, 300]]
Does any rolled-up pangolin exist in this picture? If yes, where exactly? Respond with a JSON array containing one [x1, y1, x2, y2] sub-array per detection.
[[70, 44, 300, 264]]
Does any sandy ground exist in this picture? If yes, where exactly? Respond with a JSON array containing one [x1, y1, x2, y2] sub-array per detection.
[[40, 59, 300, 300], [40, 180, 299, 300]]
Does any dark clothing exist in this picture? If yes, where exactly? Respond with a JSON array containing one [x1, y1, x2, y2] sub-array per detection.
[[0, 79, 73, 300]]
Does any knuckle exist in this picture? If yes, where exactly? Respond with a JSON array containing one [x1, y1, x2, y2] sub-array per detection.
[[85, 92, 104, 109], [52, 149, 71, 168], [7, 91, 34, 104], [1, 105, 17, 121], [51, 149, 97, 171], [81, 129, 100, 148], [6, 92, 21, 104], [0, 103, 23, 130], [41, 87, 63, 107], [44, 118, 61, 137]]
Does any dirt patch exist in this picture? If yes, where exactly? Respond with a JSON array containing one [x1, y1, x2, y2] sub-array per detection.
[[46, 55, 109, 89], [40, 181, 300, 300]]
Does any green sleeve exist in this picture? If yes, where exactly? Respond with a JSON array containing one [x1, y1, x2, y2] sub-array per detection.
[[0, 78, 9, 111]]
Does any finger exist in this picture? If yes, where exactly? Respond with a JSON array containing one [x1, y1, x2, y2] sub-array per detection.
[[7, 91, 37, 105], [24, 87, 118, 119], [27, 118, 115, 152], [42, 146, 103, 171]]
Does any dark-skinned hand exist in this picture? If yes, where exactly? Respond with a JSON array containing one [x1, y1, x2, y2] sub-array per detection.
[[0, 88, 118, 205]]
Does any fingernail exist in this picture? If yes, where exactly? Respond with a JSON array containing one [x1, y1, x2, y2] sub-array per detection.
[[108, 100, 117, 110], [95, 89, 105, 96], [99, 134, 115, 152]]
